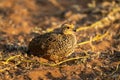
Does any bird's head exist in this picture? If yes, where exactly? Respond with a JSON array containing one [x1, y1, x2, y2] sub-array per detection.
[[61, 24, 76, 34]]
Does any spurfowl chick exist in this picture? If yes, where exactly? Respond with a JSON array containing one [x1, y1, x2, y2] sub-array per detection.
[[28, 24, 77, 62]]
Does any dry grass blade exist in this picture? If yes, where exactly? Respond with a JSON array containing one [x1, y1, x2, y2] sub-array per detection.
[[76, 7, 120, 32], [39, 55, 89, 66], [77, 30, 109, 46], [2, 55, 21, 64]]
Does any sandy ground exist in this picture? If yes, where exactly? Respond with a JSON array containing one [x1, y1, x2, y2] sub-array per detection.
[[0, 0, 120, 80]]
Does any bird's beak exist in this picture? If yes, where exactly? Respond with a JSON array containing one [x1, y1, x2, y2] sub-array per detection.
[[73, 29, 76, 32]]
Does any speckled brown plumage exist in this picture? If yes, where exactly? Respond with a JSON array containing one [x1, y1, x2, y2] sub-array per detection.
[[28, 24, 77, 62]]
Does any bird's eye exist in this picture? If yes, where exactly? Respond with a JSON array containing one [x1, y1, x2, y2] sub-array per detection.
[[66, 27, 70, 29]]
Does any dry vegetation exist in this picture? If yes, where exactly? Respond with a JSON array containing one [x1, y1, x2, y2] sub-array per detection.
[[0, 0, 120, 80]]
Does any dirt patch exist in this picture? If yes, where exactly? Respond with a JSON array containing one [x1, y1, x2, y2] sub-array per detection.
[[0, 0, 120, 80]]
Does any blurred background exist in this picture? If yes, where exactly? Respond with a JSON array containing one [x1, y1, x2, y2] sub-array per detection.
[[0, 0, 120, 80]]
